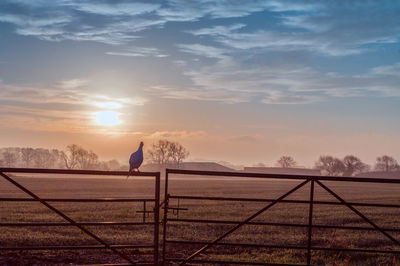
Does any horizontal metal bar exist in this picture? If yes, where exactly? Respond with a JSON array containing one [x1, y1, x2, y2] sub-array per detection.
[[0, 244, 154, 251], [169, 195, 400, 208], [166, 240, 400, 254], [0, 222, 154, 226], [167, 240, 307, 250], [312, 246, 400, 254], [168, 218, 400, 232], [166, 258, 306, 266], [166, 207, 188, 210], [166, 168, 400, 184], [0, 197, 155, 202], [0, 167, 159, 177]]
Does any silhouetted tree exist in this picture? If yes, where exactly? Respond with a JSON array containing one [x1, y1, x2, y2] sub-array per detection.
[[169, 142, 189, 166], [147, 139, 189, 166], [21, 147, 35, 167], [61, 144, 80, 169], [76, 148, 99, 169], [342, 155, 369, 176], [314, 155, 345, 176], [33, 148, 55, 168], [375, 155, 399, 172], [148, 140, 170, 165], [1, 148, 19, 167], [276, 156, 297, 168]]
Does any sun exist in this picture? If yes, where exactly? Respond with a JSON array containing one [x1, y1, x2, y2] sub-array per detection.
[[94, 111, 122, 126]]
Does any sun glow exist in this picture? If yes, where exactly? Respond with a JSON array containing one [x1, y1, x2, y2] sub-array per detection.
[[94, 111, 122, 126]]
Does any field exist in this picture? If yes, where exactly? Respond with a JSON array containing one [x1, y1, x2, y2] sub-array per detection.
[[1, 172, 400, 265]]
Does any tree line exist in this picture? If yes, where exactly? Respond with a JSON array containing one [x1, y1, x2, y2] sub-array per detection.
[[0, 145, 122, 170], [1, 140, 398, 177], [0, 140, 190, 170], [275, 155, 400, 176]]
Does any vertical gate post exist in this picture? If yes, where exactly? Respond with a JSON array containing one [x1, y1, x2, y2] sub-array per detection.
[[306, 180, 314, 266], [162, 170, 170, 265], [154, 173, 161, 265]]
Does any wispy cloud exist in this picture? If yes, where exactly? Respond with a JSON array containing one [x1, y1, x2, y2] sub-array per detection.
[[177, 44, 229, 59], [65, 2, 160, 16], [1, 0, 399, 54], [148, 59, 400, 104], [106, 47, 168, 57], [0, 79, 145, 132]]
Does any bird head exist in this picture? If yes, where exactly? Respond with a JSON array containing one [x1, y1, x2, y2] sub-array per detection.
[[139, 141, 144, 147]]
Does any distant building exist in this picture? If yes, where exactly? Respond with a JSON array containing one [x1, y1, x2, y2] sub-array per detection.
[[243, 167, 321, 176]]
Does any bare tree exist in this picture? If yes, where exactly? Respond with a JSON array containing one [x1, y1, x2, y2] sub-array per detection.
[[21, 147, 35, 167], [276, 156, 297, 168], [61, 144, 80, 169], [76, 148, 99, 169], [375, 155, 399, 172], [50, 149, 64, 168], [1, 148, 18, 167], [314, 155, 345, 176], [33, 148, 55, 168], [147, 139, 172, 165], [169, 142, 189, 166], [342, 155, 369, 176], [147, 139, 189, 166]]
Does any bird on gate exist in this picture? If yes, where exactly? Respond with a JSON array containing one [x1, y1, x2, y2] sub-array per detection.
[[127, 141, 144, 179]]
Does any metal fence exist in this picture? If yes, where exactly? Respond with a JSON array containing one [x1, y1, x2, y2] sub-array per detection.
[[0, 168, 160, 266], [162, 169, 400, 266], [2, 167, 400, 265]]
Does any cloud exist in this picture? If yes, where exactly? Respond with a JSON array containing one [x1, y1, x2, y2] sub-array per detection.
[[148, 59, 400, 104], [0, 1, 162, 45], [185, 2, 400, 56], [176, 44, 229, 59], [146, 130, 207, 139], [0, 79, 146, 132], [187, 24, 368, 56], [65, 2, 160, 16], [106, 46, 168, 57], [56, 79, 89, 89], [1, 0, 399, 54]]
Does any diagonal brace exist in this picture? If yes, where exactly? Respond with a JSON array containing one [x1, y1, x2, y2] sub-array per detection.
[[179, 179, 310, 265], [0, 171, 136, 265], [316, 180, 400, 247]]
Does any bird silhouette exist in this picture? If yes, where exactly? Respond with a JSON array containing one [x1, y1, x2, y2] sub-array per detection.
[[127, 141, 144, 179]]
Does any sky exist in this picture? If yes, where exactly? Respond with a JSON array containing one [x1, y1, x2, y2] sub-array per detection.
[[0, 0, 400, 168]]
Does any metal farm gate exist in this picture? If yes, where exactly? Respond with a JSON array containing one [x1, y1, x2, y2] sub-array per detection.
[[1, 167, 400, 265], [161, 169, 400, 266], [0, 168, 160, 265]]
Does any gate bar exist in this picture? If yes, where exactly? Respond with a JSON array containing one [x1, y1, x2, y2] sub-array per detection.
[[166, 240, 400, 254], [0, 171, 136, 265], [154, 173, 160, 265], [179, 180, 310, 265], [165, 168, 400, 184], [316, 180, 400, 247], [168, 195, 400, 208], [306, 180, 314, 266], [166, 218, 400, 232], [162, 170, 170, 265]]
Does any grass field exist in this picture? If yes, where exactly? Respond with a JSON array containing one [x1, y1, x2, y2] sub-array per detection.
[[1, 172, 400, 265]]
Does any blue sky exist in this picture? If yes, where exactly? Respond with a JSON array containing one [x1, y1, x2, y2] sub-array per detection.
[[0, 0, 399, 167]]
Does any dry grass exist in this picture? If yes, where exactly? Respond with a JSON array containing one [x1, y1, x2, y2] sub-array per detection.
[[0, 173, 400, 265]]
